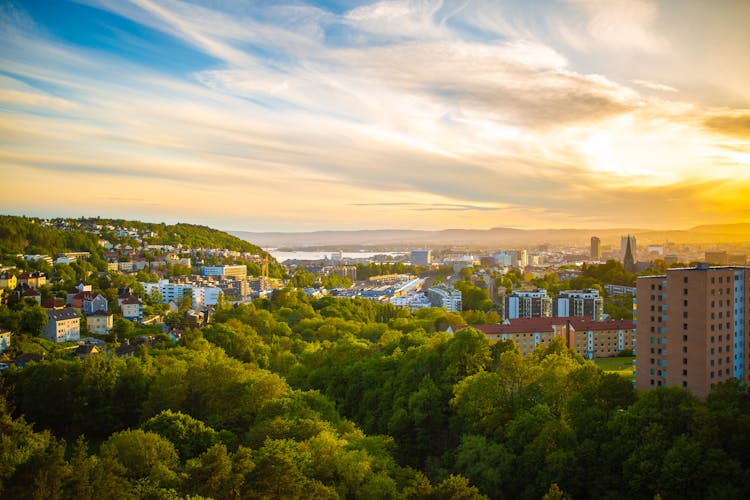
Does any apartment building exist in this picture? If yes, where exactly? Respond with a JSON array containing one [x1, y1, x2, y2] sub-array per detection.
[[505, 289, 552, 319], [553, 289, 604, 321], [463, 317, 635, 359], [636, 264, 750, 399]]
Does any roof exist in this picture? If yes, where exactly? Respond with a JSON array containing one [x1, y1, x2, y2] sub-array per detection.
[[15, 353, 43, 363], [73, 291, 104, 301], [115, 344, 137, 356], [86, 310, 113, 317], [464, 317, 635, 335], [467, 318, 566, 335], [47, 308, 80, 322], [567, 318, 635, 331], [42, 298, 65, 308], [75, 344, 99, 355], [119, 295, 142, 304]]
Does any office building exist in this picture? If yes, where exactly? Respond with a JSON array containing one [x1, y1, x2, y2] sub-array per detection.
[[410, 250, 432, 266], [505, 289, 552, 319], [636, 264, 750, 399], [553, 289, 604, 320], [590, 236, 601, 260]]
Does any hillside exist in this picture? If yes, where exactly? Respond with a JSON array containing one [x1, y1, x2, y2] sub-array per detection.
[[0, 215, 271, 259]]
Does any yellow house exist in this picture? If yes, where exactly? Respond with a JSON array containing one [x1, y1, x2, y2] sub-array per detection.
[[0, 273, 17, 290], [86, 311, 114, 335]]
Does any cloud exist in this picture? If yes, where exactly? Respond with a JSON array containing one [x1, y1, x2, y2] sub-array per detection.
[[351, 202, 503, 212], [704, 112, 750, 139], [632, 79, 677, 93], [1, 0, 749, 231], [562, 0, 668, 53]]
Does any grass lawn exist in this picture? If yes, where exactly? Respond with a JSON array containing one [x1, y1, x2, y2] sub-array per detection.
[[593, 355, 635, 381]]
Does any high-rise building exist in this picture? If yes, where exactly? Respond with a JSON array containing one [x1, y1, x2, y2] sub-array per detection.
[[635, 264, 750, 399], [505, 289, 552, 319], [590, 236, 601, 260], [553, 289, 604, 320], [410, 250, 432, 266], [518, 250, 528, 268]]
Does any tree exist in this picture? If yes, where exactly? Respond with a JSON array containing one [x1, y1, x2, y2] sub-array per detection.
[[142, 410, 220, 460], [100, 429, 179, 486], [19, 305, 47, 336]]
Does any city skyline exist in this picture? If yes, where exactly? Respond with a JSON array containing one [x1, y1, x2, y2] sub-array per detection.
[[2, 0, 749, 232]]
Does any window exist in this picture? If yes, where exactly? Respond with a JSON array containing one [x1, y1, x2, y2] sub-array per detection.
[[684, 300, 688, 307], [684, 288, 689, 295], [683, 335, 688, 342], [682, 381, 688, 387], [684, 277, 689, 284], [682, 369, 687, 376], [683, 323, 688, 330]]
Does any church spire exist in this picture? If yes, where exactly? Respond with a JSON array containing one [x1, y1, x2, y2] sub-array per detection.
[[624, 235, 636, 273]]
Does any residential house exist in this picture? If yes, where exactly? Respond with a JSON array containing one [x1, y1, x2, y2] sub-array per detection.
[[14, 353, 43, 367], [69, 291, 109, 315], [119, 295, 143, 322], [17, 271, 46, 289], [0, 329, 11, 353], [22, 287, 41, 305], [43, 307, 80, 343], [115, 342, 137, 358], [42, 297, 65, 309], [0, 272, 17, 290], [86, 310, 114, 334], [74, 344, 100, 359]]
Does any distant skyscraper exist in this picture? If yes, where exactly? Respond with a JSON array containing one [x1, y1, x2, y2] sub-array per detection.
[[410, 250, 431, 266], [590, 236, 601, 260], [623, 235, 636, 273], [518, 249, 528, 267]]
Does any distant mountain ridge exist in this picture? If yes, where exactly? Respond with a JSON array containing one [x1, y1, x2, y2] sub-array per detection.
[[230, 223, 750, 248]]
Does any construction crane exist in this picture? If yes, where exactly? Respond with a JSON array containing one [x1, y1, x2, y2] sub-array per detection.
[[261, 254, 270, 291]]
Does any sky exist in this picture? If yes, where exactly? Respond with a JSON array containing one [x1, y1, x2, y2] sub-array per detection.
[[1, 0, 749, 232]]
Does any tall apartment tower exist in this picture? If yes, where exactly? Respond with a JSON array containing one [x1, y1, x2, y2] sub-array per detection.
[[505, 289, 552, 319], [553, 289, 604, 320], [590, 236, 601, 260], [636, 264, 750, 399]]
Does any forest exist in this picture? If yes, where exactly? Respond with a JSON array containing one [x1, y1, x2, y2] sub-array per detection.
[[2, 289, 750, 499]]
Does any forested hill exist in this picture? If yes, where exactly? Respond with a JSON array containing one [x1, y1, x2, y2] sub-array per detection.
[[0, 215, 269, 257]]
